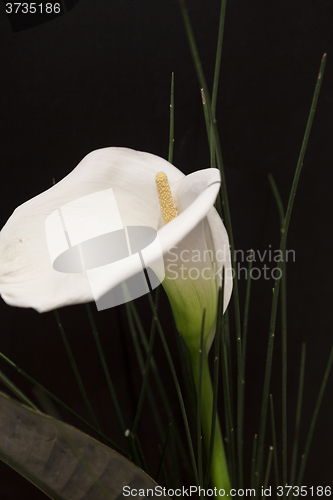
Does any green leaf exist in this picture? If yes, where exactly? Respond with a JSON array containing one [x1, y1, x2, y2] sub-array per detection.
[[0, 391, 161, 500]]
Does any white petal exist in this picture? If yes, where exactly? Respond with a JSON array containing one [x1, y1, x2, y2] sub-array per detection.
[[0, 148, 232, 316], [205, 207, 233, 311], [0, 148, 182, 312]]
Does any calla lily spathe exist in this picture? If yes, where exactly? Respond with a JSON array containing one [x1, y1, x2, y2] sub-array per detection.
[[0, 147, 232, 345]]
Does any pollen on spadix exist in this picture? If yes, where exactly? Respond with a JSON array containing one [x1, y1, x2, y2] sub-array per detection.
[[155, 172, 178, 225]]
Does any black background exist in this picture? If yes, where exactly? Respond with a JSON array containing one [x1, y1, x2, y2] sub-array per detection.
[[0, 0, 333, 497]]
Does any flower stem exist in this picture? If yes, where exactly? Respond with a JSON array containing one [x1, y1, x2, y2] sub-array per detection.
[[190, 350, 230, 495]]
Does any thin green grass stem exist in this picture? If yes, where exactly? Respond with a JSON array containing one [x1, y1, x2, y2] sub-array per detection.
[[0, 351, 126, 455], [132, 295, 158, 436], [179, 1, 242, 347], [221, 310, 236, 487], [269, 394, 280, 487], [146, 292, 199, 486], [282, 54, 326, 240], [267, 175, 285, 225], [178, 15, 243, 487], [290, 343, 306, 493], [201, 88, 216, 170], [54, 310, 102, 434], [130, 299, 190, 475], [263, 447, 274, 492], [0, 369, 39, 411], [201, 87, 216, 172], [134, 435, 148, 473], [161, 457, 170, 490], [224, 309, 234, 417], [129, 300, 183, 446], [85, 304, 127, 433], [280, 242, 288, 495], [200, 89, 223, 218], [155, 423, 172, 482], [268, 173, 287, 494], [196, 310, 206, 487], [191, 0, 224, 172], [255, 333, 275, 495], [237, 333, 244, 489], [204, 286, 223, 489], [242, 251, 253, 363], [296, 345, 333, 486], [238, 252, 254, 490], [130, 299, 172, 421], [250, 434, 258, 490], [124, 430, 141, 467], [255, 54, 326, 488], [211, 0, 227, 117], [179, 6, 241, 485], [168, 72, 175, 164], [170, 422, 181, 489], [125, 302, 165, 440]]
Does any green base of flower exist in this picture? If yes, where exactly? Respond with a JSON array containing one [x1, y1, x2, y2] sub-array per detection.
[[190, 350, 230, 495]]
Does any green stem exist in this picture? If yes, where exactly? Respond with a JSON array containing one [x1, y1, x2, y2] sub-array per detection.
[[211, 0, 227, 117], [197, 310, 206, 487], [296, 345, 333, 486], [250, 434, 258, 490], [255, 53, 326, 487], [179, 1, 242, 344], [221, 316, 236, 487], [268, 174, 287, 494], [290, 343, 306, 496], [54, 310, 102, 434], [205, 287, 223, 489], [190, 350, 230, 494], [85, 304, 127, 433], [132, 299, 157, 436], [263, 447, 274, 492], [155, 423, 172, 482], [168, 72, 175, 164], [146, 293, 199, 485], [269, 394, 280, 488]]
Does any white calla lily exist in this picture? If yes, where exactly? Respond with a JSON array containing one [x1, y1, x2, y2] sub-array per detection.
[[0, 146, 233, 492], [0, 148, 232, 341]]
